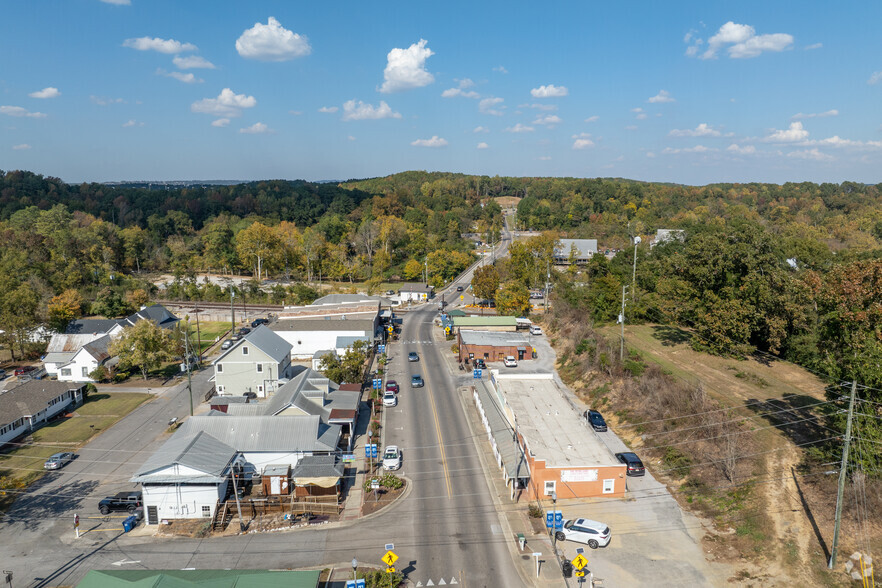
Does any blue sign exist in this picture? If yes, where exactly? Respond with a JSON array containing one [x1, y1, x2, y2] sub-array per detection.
[[546, 512, 554, 528], [554, 511, 563, 529], [347, 582, 356, 588], [370, 444, 378, 458], [365, 445, 371, 457], [373, 378, 382, 389], [473, 369, 482, 378], [378, 344, 386, 353], [357, 581, 365, 588]]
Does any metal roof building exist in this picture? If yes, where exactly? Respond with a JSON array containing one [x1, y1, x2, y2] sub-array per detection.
[[175, 415, 340, 454], [132, 431, 237, 484]]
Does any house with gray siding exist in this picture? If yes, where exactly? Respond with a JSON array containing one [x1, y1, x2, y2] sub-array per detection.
[[213, 325, 293, 397], [0, 380, 86, 446]]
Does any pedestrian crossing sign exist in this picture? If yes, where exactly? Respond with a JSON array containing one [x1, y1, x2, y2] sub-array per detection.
[[572, 554, 588, 569], [382, 550, 398, 566]]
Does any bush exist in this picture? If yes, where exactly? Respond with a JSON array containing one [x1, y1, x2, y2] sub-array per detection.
[[89, 366, 109, 383], [622, 359, 645, 378], [528, 503, 544, 519]]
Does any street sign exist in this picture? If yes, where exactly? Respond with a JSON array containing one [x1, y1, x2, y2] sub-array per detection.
[[572, 554, 588, 570], [554, 511, 563, 529], [371, 479, 380, 490], [356, 581, 365, 588], [473, 369, 480, 379], [347, 581, 355, 588], [381, 550, 399, 566], [370, 444, 378, 458], [575, 570, 586, 577], [387, 326, 393, 333], [365, 445, 371, 457], [373, 378, 382, 389], [545, 512, 554, 528], [386, 566, 395, 574], [378, 344, 386, 353], [460, 295, 464, 301], [343, 454, 355, 463]]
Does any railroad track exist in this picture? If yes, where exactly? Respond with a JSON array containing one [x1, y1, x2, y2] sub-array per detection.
[[156, 300, 284, 313]]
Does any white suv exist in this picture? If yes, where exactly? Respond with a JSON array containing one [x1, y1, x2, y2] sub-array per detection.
[[382, 390, 397, 407], [555, 518, 611, 549], [503, 356, 518, 367]]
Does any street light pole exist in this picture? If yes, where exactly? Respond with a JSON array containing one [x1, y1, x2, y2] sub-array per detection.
[[631, 236, 641, 302], [351, 558, 358, 582], [551, 491, 558, 548]]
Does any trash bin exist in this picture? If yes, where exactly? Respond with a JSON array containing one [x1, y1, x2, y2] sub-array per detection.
[[132, 506, 144, 521], [560, 558, 574, 578], [122, 515, 137, 532]]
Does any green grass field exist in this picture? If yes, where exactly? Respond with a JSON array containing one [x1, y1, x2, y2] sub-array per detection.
[[192, 321, 232, 352]]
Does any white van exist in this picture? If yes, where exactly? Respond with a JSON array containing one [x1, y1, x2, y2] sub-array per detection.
[[529, 325, 543, 335]]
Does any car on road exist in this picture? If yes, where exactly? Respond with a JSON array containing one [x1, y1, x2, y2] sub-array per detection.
[[0, 368, 6, 380], [503, 356, 518, 368], [382, 390, 398, 407], [385, 290, 395, 296], [44, 452, 75, 470], [385, 380, 399, 393], [14, 366, 37, 377], [529, 325, 543, 335], [555, 518, 611, 549], [615, 452, 646, 476], [411, 374, 424, 388], [382, 446, 402, 470], [473, 358, 486, 369], [250, 318, 269, 328], [221, 339, 234, 350], [585, 410, 608, 432], [237, 327, 251, 337], [99, 491, 142, 515], [456, 285, 464, 292], [408, 351, 419, 362]]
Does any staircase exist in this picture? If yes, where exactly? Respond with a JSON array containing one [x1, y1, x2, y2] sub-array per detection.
[[212, 501, 231, 531]]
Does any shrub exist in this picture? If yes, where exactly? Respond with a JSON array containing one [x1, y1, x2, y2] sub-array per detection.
[[528, 503, 544, 519], [622, 359, 645, 378]]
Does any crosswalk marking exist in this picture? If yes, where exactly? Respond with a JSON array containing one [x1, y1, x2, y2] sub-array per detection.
[[417, 579, 458, 586], [438, 580, 447, 585], [426, 581, 434, 586], [450, 579, 458, 585]]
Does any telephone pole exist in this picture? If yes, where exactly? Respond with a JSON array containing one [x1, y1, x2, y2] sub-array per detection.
[[829, 380, 858, 569], [619, 285, 628, 362], [184, 323, 194, 417]]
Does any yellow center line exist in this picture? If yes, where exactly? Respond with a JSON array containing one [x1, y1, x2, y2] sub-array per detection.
[[426, 378, 453, 499]]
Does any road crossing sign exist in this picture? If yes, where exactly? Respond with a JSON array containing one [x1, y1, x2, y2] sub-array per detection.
[[572, 553, 588, 570], [575, 570, 586, 577], [381, 549, 399, 566]]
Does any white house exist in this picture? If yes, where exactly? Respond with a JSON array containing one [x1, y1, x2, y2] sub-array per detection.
[[270, 318, 377, 360], [553, 239, 598, 264], [0, 381, 86, 446], [131, 430, 238, 524], [213, 326, 293, 397], [398, 283, 434, 302], [56, 335, 113, 382]]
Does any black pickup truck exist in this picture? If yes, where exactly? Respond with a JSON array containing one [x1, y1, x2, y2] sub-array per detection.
[[99, 491, 142, 515]]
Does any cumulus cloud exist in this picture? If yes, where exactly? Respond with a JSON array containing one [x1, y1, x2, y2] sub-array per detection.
[[211, 118, 230, 127], [12, 143, 31, 150], [648, 90, 675, 103], [318, 106, 338, 113], [584, 115, 599, 123], [0, 105, 46, 118], [504, 123, 534, 133], [687, 22, 793, 60], [669, 123, 720, 137], [411, 136, 448, 147], [341, 100, 401, 121], [538, 156, 552, 161], [173, 55, 216, 69], [787, 148, 833, 161], [662, 145, 716, 154], [533, 114, 562, 126], [473, 126, 490, 133], [804, 43, 823, 50], [868, 71, 882, 85], [123, 36, 197, 54], [476, 142, 489, 149], [764, 121, 809, 142], [635, 112, 648, 120], [122, 119, 144, 127], [479, 97, 504, 116], [572, 133, 594, 149], [519, 103, 557, 111], [379, 39, 434, 93], [29, 87, 60, 99], [240, 122, 272, 134], [236, 17, 311, 61], [442, 79, 480, 98], [191, 88, 256, 118], [158, 69, 202, 83], [531, 84, 568, 98], [727, 144, 756, 155], [798, 136, 882, 150], [791, 109, 838, 120]]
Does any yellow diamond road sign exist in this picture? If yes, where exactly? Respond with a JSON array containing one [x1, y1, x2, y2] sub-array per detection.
[[382, 550, 399, 566], [572, 554, 588, 570]]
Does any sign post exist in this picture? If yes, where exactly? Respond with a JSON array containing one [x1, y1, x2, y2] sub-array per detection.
[[531, 552, 542, 578], [74, 513, 80, 538], [381, 549, 399, 580]]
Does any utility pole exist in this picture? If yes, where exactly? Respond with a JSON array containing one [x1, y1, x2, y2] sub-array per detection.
[[829, 380, 858, 569], [620, 285, 625, 361], [194, 308, 202, 364], [230, 288, 236, 334], [231, 464, 246, 533], [184, 322, 193, 416], [631, 236, 641, 301]]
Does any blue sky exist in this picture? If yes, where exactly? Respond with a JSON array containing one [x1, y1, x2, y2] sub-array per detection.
[[2, 1, 881, 185]]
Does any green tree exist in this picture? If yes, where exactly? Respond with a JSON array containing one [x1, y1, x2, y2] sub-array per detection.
[[47, 289, 83, 332], [109, 320, 175, 380], [472, 265, 500, 302], [403, 259, 423, 281], [92, 287, 132, 318], [236, 221, 281, 279], [496, 282, 531, 316], [318, 339, 369, 383], [0, 282, 40, 360]]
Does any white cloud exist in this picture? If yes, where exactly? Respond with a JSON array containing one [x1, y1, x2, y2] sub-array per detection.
[[669, 123, 720, 137], [236, 17, 311, 61], [122, 119, 144, 127], [493, 66, 508, 74], [787, 148, 833, 161], [519, 103, 557, 111], [689, 22, 793, 60], [342, 100, 402, 121], [0, 105, 46, 118], [635, 113, 648, 120], [572, 133, 594, 149], [727, 144, 756, 155], [442, 87, 479, 99], [791, 109, 838, 120], [504, 123, 534, 133], [411, 136, 447, 148], [123, 36, 197, 54], [211, 118, 230, 127], [479, 97, 504, 116], [584, 115, 599, 123], [764, 121, 809, 143], [90, 96, 125, 106], [799, 136, 882, 150], [158, 69, 202, 83], [631, 107, 644, 113], [318, 106, 338, 113], [804, 43, 823, 50], [533, 114, 562, 126], [868, 71, 882, 85], [476, 142, 489, 149], [379, 39, 434, 93], [191, 88, 256, 118], [348, 135, 356, 141], [531, 84, 568, 98], [538, 156, 552, 161], [663, 145, 716, 154], [648, 90, 675, 103], [173, 55, 216, 69], [240, 122, 272, 134], [473, 126, 490, 133], [12, 143, 31, 150], [100, 0, 130, 4], [28, 87, 60, 99], [646, 151, 656, 158]]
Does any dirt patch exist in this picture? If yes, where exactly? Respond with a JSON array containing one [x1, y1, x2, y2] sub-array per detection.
[[493, 196, 521, 209], [361, 484, 405, 516]]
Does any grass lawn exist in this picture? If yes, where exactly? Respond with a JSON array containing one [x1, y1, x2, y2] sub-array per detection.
[[192, 321, 232, 353], [0, 392, 152, 495]]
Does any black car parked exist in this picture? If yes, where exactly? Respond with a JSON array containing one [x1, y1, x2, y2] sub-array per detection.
[[251, 318, 269, 328], [473, 358, 486, 369], [585, 409, 607, 432], [99, 491, 143, 514], [615, 452, 646, 476]]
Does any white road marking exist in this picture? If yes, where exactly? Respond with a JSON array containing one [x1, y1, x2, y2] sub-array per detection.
[[111, 559, 141, 566]]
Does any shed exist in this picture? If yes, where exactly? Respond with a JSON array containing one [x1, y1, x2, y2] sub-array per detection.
[[261, 464, 291, 496], [291, 455, 344, 498]]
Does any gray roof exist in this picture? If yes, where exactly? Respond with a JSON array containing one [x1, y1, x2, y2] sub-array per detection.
[[312, 294, 391, 306], [291, 454, 343, 479], [459, 329, 530, 347], [335, 335, 371, 349], [42, 352, 76, 365], [554, 238, 598, 258], [224, 404, 265, 416], [313, 349, 336, 359], [122, 304, 180, 329], [46, 333, 102, 354], [132, 431, 237, 484], [80, 335, 111, 363], [270, 318, 376, 333], [263, 464, 290, 476], [175, 414, 340, 453], [0, 381, 86, 426], [65, 319, 122, 335], [215, 325, 292, 364], [253, 367, 359, 422], [474, 380, 528, 479]]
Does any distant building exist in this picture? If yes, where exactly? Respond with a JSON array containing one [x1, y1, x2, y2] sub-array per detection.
[[398, 283, 434, 302], [553, 239, 598, 264], [651, 229, 685, 248], [451, 316, 518, 332], [458, 330, 532, 363]]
